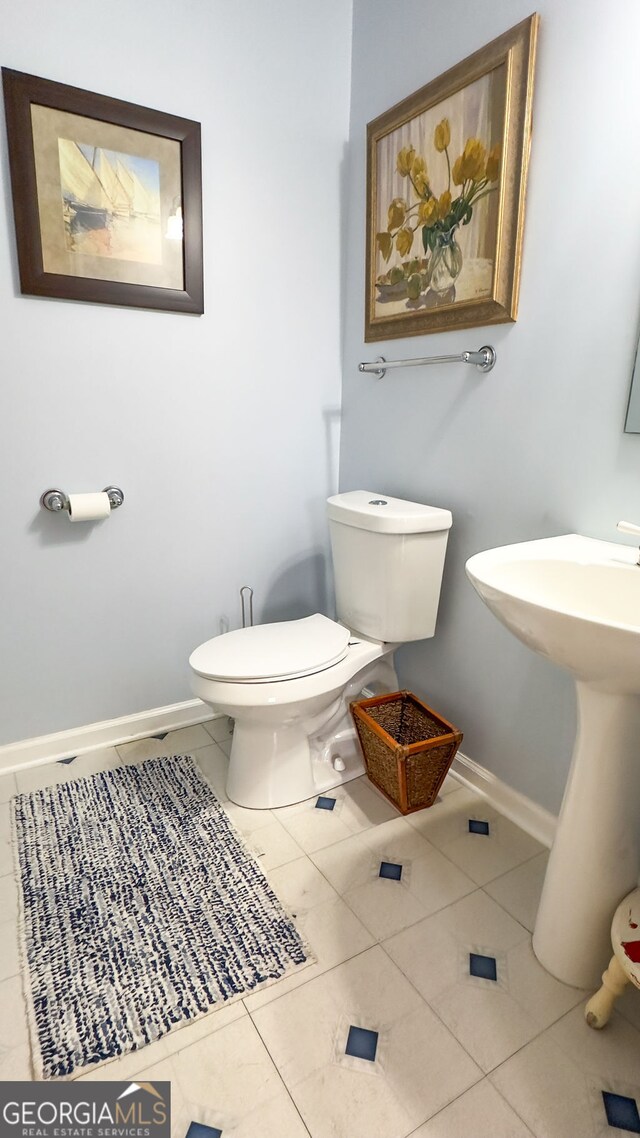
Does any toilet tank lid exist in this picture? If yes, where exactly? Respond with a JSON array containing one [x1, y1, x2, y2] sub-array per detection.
[[327, 491, 452, 534], [189, 614, 351, 682]]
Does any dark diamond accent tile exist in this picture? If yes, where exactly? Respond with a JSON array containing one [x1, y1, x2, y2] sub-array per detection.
[[185, 1124, 223, 1138], [152, 732, 169, 740], [469, 952, 498, 981], [602, 1091, 640, 1132], [468, 818, 490, 835], [56, 756, 77, 766], [379, 860, 403, 881], [345, 1025, 378, 1062], [315, 796, 336, 811]]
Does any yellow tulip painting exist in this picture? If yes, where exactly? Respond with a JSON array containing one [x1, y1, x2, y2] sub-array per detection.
[[373, 72, 504, 317], [365, 14, 539, 340]]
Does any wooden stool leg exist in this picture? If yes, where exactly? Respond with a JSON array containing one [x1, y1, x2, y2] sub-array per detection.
[[585, 954, 630, 1029]]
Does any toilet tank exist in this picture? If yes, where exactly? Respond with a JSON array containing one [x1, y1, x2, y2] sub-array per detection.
[[326, 491, 453, 642]]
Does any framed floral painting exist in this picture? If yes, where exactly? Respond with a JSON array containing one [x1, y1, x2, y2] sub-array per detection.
[[365, 14, 538, 341]]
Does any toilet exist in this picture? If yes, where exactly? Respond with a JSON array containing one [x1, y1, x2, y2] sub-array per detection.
[[189, 491, 452, 809]]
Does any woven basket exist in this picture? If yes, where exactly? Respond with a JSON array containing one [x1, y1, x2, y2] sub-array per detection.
[[351, 690, 462, 815]]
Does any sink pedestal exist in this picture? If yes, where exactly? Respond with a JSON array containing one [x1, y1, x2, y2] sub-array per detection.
[[532, 684, 640, 990]]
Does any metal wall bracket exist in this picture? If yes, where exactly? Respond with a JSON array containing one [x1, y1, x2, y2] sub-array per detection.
[[40, 486, 125, 513]]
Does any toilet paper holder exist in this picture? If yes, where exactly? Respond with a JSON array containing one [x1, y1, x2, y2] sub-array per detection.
[[40, 487, 125, 513]]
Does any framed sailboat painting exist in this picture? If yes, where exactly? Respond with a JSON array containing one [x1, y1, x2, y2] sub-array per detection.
[[1, 69, 203, 313]]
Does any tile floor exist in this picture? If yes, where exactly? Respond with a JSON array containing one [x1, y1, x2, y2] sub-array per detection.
[[2, 719, 640, 1137]]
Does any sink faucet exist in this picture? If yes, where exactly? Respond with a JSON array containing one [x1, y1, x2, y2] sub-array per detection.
[[617, 520, 640, 564]]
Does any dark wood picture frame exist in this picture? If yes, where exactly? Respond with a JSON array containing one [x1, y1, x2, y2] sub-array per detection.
[[2, 68, 203, 314]]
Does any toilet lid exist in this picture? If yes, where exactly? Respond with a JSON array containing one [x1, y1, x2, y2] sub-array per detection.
[[189, 613, 351, 682]]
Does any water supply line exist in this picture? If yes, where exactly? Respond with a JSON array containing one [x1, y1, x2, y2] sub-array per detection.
[[240, 586, 254, 628]]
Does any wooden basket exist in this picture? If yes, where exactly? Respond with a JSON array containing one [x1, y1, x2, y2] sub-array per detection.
[[350, 690, 462, 815]]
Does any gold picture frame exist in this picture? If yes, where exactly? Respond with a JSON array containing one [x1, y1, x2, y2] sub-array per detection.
[[365, 14, 538, 341]]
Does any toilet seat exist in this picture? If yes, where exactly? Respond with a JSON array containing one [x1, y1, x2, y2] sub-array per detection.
[[189, 613, 351, 683]]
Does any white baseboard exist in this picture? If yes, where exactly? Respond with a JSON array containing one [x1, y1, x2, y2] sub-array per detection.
[[0, 707, 558, 850], [450, 750, 556, 849], [0, 699, 216, 776]]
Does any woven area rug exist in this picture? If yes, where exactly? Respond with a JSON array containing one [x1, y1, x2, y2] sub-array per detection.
[[12, 755, 310, 1079]]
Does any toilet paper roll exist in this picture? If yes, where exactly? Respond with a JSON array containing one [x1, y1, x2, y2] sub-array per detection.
[[67, 492, 111, 522]]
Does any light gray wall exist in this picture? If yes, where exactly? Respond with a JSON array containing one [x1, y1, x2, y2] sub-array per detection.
[[0, 0, 352, 744], [342, 0, 640, 814]]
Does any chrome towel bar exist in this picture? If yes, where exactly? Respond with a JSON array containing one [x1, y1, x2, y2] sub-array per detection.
[[358, 344, 496, 379]]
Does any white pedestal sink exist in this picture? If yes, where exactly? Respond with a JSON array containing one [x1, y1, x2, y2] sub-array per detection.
[[466, 534, 640, 989]]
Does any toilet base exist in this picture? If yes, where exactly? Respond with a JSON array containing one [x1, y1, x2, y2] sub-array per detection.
[[225, 653, 399, 809], [226, 717, 364, 809]]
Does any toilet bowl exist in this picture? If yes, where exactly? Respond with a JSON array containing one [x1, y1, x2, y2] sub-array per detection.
[[189, 491, 452, 809], [190, 614, 399, 808]]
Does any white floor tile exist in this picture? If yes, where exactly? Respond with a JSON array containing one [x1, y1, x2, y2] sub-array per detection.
[[0, 919, 19, 982], [223, 800, 275, 835], [491, 1022, 640, 1138], [75, 1036, 172, 1081], [546, 1001, 640, 1084], [407, 791, 545, 885], [117, 736, 170, 764], [0, 976, 28, 1049], [0, 1043, 32, 1080], [411, 1078, 535, 1137], [15, 748, 121, 794], [0, 834, 12, 877], [616, 981, 640, 1033], [274, 797, 356, 853], [161, 1000, 247, 1059], [273, 777, 400, 855], [243, 894, 375, 1012], [434, 976, 549, 1073], [192, 742, 229, 800], [247, 818, 305, 871], [244, 856, 375, 1012], [0, 803, 14, 877], [0, 774, 17, 804], [310, 817, 430, 896], [438, 774, 465, 797], [0, 802, 10, 841], [0, 874, 18, 924], [75, 1002, 249, 1083], [166, 1016, 308, 1136], [251, 945, 481, 1138], [404, 787, 484, 845], [441, 826, 544, 886], [225, 1092, 310, 1138], [384, 890, 555, 1071], [505, 938, 588, 1026], [118, 724, 212, 765], [385, 889, 530, 1000], [338, 777, 402, 829], [216, 736, 232, 758], [203, 716, 234, 743], [267, 854, 339, 913], [84, 1053, 190, 1136], [312, 821, 475, 940], [485, 850, 549, 931]]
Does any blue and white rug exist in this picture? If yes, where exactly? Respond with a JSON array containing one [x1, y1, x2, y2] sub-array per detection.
[[12, 755, 310, 1079]]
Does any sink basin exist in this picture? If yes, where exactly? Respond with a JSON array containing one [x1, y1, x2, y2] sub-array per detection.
[[466, 534, 640, 693], [466, 534, 640, 988]]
